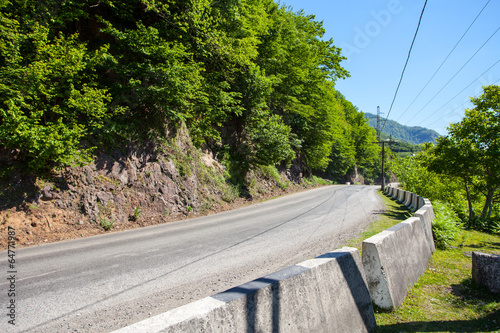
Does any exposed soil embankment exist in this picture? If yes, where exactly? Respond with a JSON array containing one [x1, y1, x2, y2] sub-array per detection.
[[0, 137, 311, 250]]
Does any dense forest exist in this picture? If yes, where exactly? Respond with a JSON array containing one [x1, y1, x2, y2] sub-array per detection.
[[0, 0, 381, 185], [365, 113, 440, 145]]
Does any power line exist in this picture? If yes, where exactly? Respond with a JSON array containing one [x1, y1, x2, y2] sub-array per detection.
[[380, 0, 428, 133], [422, 77, 500, 129], [395, 0, 491, 123], [404, 24, 500, 125], [416, 59, 500, 127]]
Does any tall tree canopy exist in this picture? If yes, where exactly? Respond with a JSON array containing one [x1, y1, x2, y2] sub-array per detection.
[[0, 0, 379, 183], [428, 85, 500, 219]]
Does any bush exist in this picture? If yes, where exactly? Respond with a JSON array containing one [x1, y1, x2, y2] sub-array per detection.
[[465, 215, 500, 234], [131, 207, 141, 221], [432, 201, 462, 250], [0, 22, 115, 172]]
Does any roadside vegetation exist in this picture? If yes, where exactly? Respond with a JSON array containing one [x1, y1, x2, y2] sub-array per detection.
[[390, 85, 500, 236], [0, 0, 382, 187]]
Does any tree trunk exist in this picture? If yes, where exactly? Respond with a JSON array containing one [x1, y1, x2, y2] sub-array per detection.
[[481, 188, 495, 220], [464, 181, 475, 220]]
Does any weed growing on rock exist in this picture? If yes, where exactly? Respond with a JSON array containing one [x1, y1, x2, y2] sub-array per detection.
[[99, 217, 114, 231]]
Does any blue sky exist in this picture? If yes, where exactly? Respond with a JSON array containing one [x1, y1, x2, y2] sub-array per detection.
[[279, 0, 500, 135]]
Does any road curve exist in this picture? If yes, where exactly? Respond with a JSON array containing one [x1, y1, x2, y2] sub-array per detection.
[[1, 185, 384, 332]]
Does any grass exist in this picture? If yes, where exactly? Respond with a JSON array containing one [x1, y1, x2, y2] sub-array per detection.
[[357, 191, 500, 333], [303, 175, 334, 186], [375, 228, 500, 333]]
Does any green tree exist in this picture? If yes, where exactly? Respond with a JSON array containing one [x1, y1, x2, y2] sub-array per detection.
[[256, 5, 349, 171], [428, 85, 500, 220], [0, 9, 115, 171], [390, 147, 462, 204], [0, 0, 372, 185]]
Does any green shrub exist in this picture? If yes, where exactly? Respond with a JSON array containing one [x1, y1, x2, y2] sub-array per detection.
[[99, 217, 114, 231], [465, 215, 500, 234], [221, 183, 240, 203], [131, 206, 141, 221], [304, 175, 333, 186], [432, 201, 462, 249], [491, 218, 500, 235]]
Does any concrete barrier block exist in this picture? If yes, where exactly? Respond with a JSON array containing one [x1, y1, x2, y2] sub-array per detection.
[[409, 193, 415, 210], [410, 194, 418, 211], [417, 197, 424, 210], [113, 247, 376, 333], [423, 198, 432, 208], [390, 188, 396, 200], [404, 191, 412, 207], [425, 201, 435, 220], [362, 217, 432, 310], [397, 189, 405, 202], [414, 205, 436, 253], [472, 252, 500, 293], [399, 190, 406, 203]]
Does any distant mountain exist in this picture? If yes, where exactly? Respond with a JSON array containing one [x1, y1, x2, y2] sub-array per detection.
[[365, 113, 440, 145]]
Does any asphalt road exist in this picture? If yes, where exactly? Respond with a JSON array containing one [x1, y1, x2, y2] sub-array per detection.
[[1, 185, 385, 332]]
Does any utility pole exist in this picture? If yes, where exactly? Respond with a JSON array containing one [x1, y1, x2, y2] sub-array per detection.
[[373, 136, 396, 191], [376, 106, 384, 141]]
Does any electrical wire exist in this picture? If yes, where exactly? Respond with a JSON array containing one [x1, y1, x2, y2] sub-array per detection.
[[395, 0, 491, 123], [381, 0, 428, 133], [405, 25, 500, 125], [416, 59, 500, 127], [424, 77, 500, 130]]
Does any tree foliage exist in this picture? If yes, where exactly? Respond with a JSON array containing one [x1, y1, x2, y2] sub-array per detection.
[[391, 85, 500, 233], [0, 0, 379, 183], [428, 85, 500, 220], [0, 12, 115, 170]]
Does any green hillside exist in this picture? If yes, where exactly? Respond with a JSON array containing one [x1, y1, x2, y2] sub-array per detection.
[[0, 0, 381, 184], [365, 113, 440, 145]]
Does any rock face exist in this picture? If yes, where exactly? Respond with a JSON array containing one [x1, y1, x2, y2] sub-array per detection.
[[65, 143, 203, 224], [472, 252, 500, 293], [32, 139, 299, 227]]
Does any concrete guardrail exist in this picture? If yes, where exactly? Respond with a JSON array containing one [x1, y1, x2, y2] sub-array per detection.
[[113, 247, 376, 333], [360, 184, 436, 310], [362, 216, 433, 310], [385, 185, 435, 253]]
